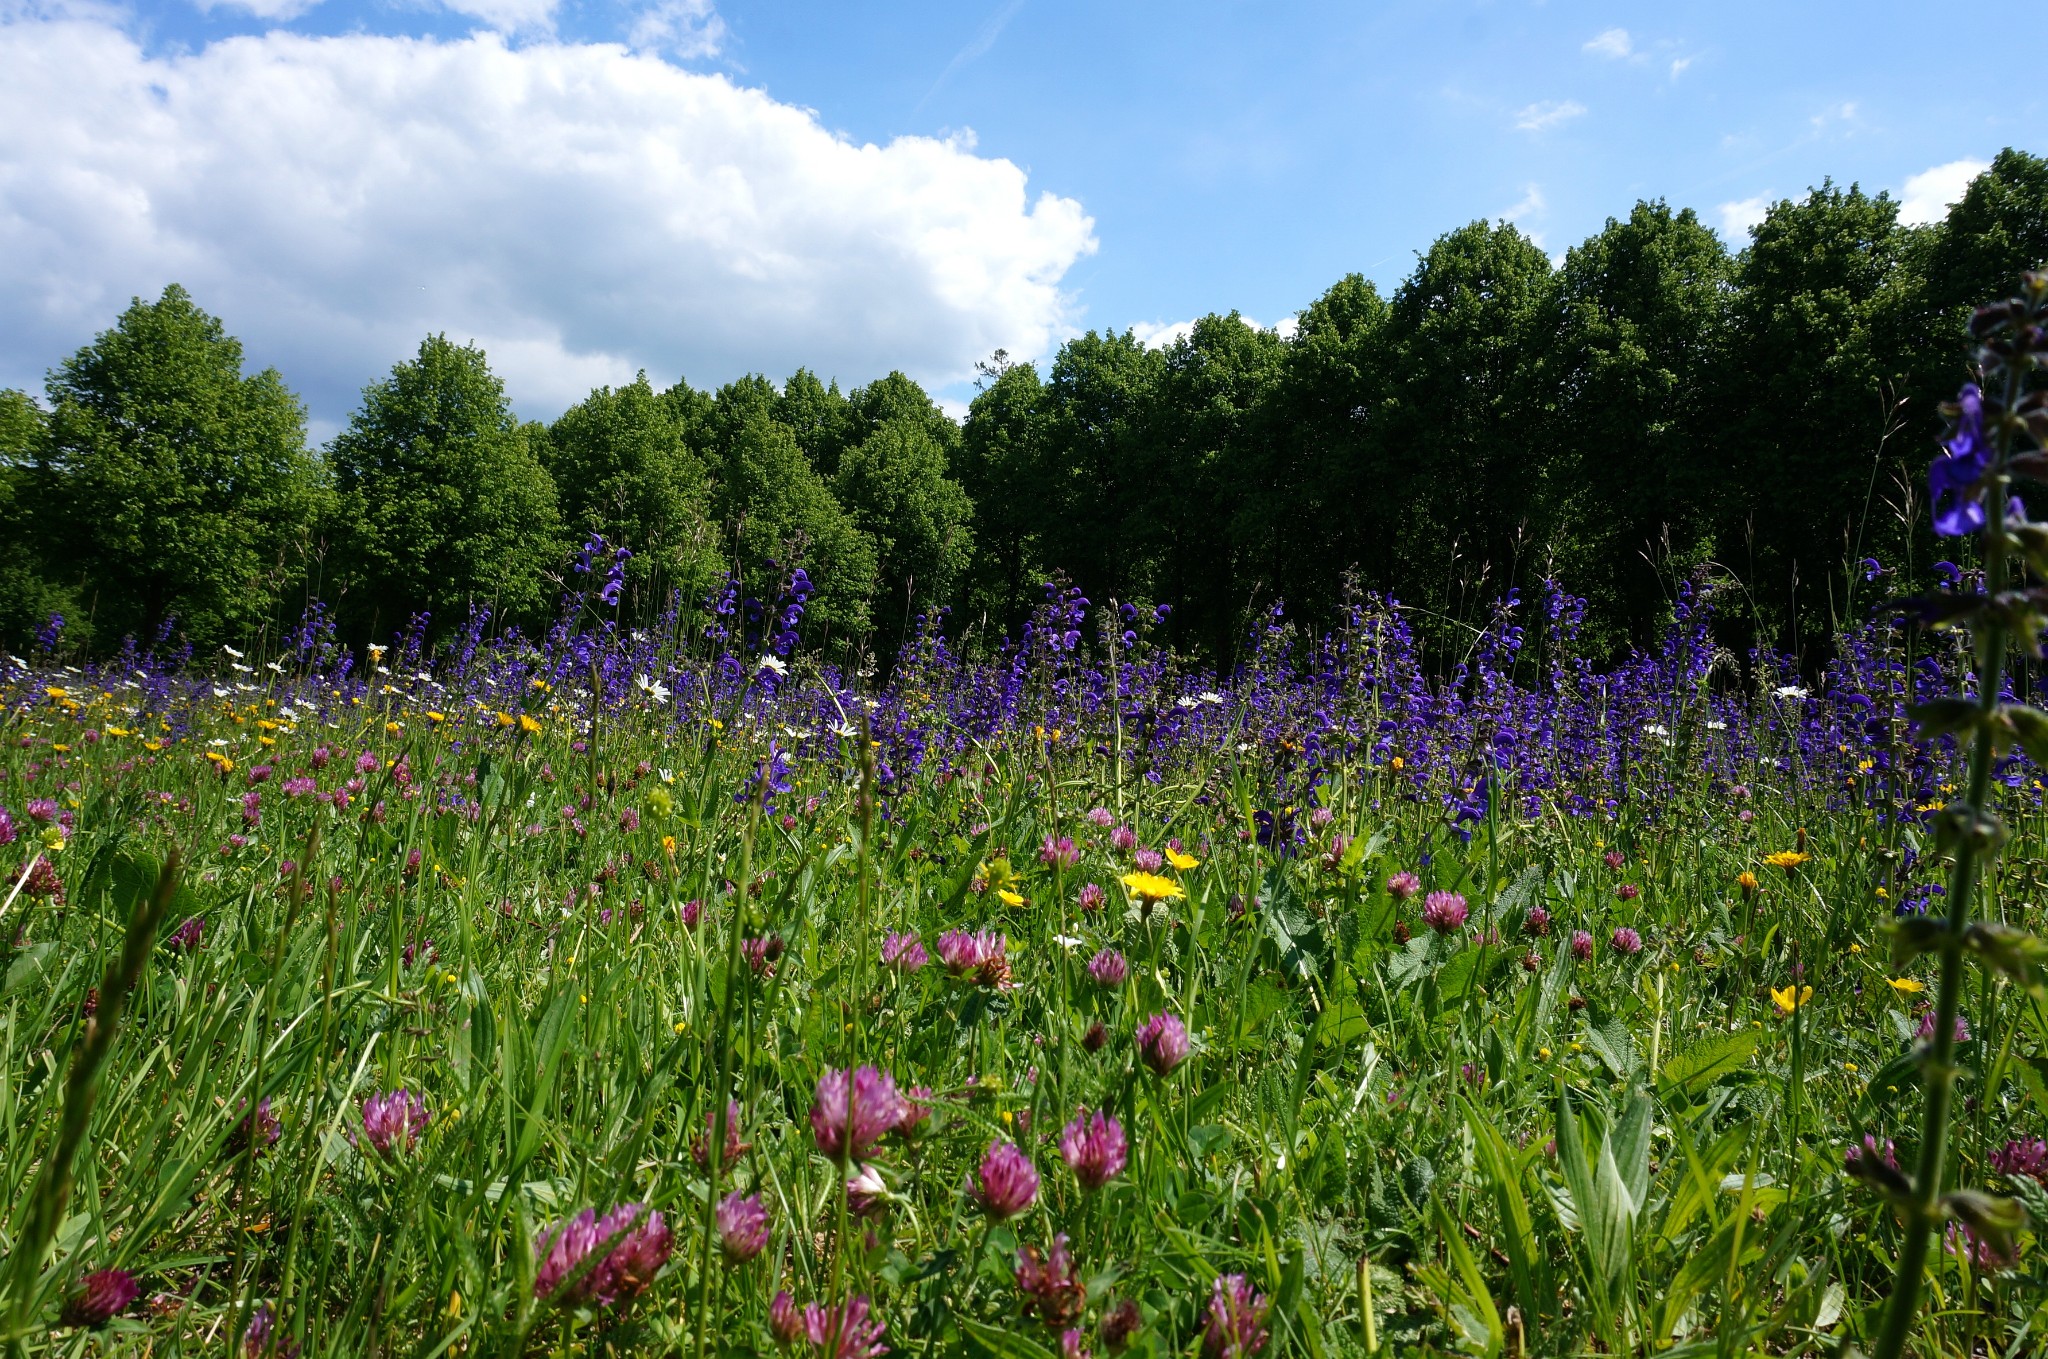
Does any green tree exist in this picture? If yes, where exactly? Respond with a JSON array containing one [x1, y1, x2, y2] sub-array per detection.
[[330, 335, 562, 635], [776, 368, 859, 478], [543, 374, 720, 606], [834, 416, 974, 644], [1036, 330, 1168, 606], [0, 390, 80, 649], [1710, 181, 1922, 650], [30, 286, 325, 650], [1922, 149, 2048, 321], [1376, 222, 1556, 623], [713, 407, 877, 641], [958, 355, 1051, 634], [1537, 202, 1733, 647]]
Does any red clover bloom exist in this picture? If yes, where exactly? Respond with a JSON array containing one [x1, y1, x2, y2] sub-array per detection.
[[1015, 1233, 1085, 1326], [1086, 948, 1128, 988], [717, 1191, 771, 1261], [691, 1100, 751, 1171], [1040, 835, 1082, 869], [881, 932, 928, 973], [1420, 891, 1468, 934], [1201, 1274, 1271, 1359], [1991, 1137, 2048, 1183], [1059, 1108, 1128, 1189], [1136, 1013, 1190, 1076], [1078, 882, 1106, 912], [811, 1067, 909, 1161], [1610, 926, 1643, 955], [357, 1088, 430, 1157], [974, 1140, 1040, 1218], [1571, 930, 1594, 961], [1386, 872, 1421, 902], [60, 1270, 138, 1328], [533, 1203, 672, 1307]]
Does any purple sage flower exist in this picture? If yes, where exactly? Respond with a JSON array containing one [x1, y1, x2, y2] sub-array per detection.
[[811, 1066, 908, 1161], [1202, 1274, 1270, 1359], [1931, 382, 1991, 536], [717, 1191, 771, 1261], [1136, 1013, 1190, 1077], [1060, 1108, 1128, 1189]]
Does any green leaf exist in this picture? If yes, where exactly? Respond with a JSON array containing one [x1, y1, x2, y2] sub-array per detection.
[[1465, 1100, 1545, 1321], [2000, 704, 2048, 767], [1962, 921, 2048, 994], [957, 1316, 1060, 1359], [1658, 1030, 1759, 1099], [1908, 697, 1985, 739]]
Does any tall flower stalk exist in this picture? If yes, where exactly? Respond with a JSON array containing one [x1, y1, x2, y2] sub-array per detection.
[[1869, 275, 2048, 1359]]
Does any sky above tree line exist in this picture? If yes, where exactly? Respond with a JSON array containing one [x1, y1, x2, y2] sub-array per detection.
[[1, 0, 2031, 433]]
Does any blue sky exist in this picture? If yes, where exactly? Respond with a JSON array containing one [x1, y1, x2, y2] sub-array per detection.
[[2, 0, 2035, 428]]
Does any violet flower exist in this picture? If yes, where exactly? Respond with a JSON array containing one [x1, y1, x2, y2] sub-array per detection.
[[1201, 1274, 1271, 1359], [1015, 1233, 1085, 1326], [1136, 1013, 1190, 1076], [60, 1269, 138, 1328], [1086, 948, 1128, 988], [357, 1088, 430, 1156], [1420, 891, 1468, 934], [533, 1203, 672, 1307], [1059, 1108, 1128, 1190], [717, 1191, 771, 1261], [974, 1141, 1040, 1218], [811, 1067, 908, 1161]]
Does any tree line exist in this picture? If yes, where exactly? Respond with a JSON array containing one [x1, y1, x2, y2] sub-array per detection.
[[4, 148, 2046, 667]]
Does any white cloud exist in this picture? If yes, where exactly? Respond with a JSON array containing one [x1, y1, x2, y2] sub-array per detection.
[[1899, 157, 1990, 227], [1513, 99, 1586, 133], [193, 0, 326, 19], [1582, 28, 1631, 59], [1131, 314, 1294, 349], [1717, 195, 1772, 241], [1668, 55, 1692, 78], [1503, 183, 1545, 220], [439, 0, 558, 33], [0, 17, 1096, 421], [628, 0, 724, 59]]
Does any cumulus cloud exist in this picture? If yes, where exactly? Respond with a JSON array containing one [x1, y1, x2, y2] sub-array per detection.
[[1899, 157, 1990, 227], [193, 0, 327, 19], [628, 0, 725, 59], [1513, 99, 1586, 133], [0, 16, 1096, 421], [1130, 314, 1293, 350], [438, 0, 559, 33], [1582, 28, 1631, 59], [1717, 195, 1772, 241]]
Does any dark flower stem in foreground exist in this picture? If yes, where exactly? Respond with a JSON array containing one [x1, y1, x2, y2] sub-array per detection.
[[4, 847, 181, 1339]]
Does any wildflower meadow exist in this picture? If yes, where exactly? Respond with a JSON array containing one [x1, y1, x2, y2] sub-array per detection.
[[4, 284, 2048, 1358]]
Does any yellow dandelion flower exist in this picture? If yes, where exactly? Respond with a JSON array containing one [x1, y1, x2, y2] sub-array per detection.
[[1886, 977, 1925, 995], [998, 889, 1026, 907], [1119, 871, 1185, 903], [519, 714, 542, 734], [1164, 847, 1200, 871], [1764, 851, 1810, 872]]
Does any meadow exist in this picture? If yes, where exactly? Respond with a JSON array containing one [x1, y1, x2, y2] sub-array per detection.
[[1, 553, 2045, 1359]]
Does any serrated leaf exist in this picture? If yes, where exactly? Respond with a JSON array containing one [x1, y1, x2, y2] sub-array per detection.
[[1658, 1029, 1759, 1097]]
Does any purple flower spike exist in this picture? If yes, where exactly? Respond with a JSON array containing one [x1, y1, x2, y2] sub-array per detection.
[[811, 1066, 908, 1161], [974, 1140, 1040, 1218], [1991, 1137, 2048, 1184], [61, 1269, 138, 1328], [1201, 1274, 1271, 1359], [1060, 1108, 1128, 1190], [357, 1088, 430, 1156], [717, 1191, 771, 1261], [1136, 1013, 1190, 1077]]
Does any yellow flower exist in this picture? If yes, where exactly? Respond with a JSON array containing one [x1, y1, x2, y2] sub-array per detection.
[[1390, 756, 1404, 771], [1164, 847, 1199, 871], [495, 711, 515, 728], [103, 726, 130, 738], [1119, 871, 1185, 903], [1886, 977, 1925, 995], [385, 721, 403, 735], [1736, 871, 1759, 895], [1763, 851, 1810, 872], [426, 711, 445, 723], [662, 834, 677, 857], [519, 714, 542, 734], [44, 686, 67, 699], [41, 826, 66, 852], [1770, 985, 1814, 1014], [998, 889, 1026, 907]]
